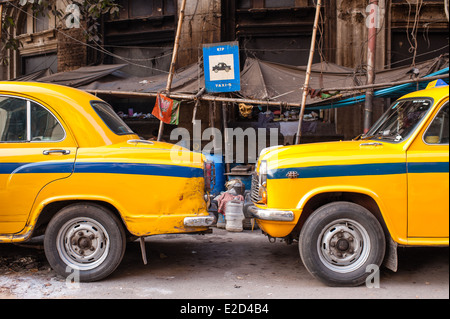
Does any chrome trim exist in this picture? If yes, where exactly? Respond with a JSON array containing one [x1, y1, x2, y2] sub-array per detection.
[[43, 149, 71, 155], [250, 172, 264, 203], [360, 142, 383, 147], [248, 205, 295, 222], [127, 139, 154, 145], [184, 213, 216, 227]]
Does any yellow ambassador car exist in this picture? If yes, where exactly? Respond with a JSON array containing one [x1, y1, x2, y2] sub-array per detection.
[[0, 82, 215, 282], [250, 83, 449, 287]]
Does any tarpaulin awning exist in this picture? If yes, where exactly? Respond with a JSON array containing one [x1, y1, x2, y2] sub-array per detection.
[[13, 68, 53, 81], [307, 67, 449, 110], [15, 54, 449, 109], [239, 55, 449, 108], [240, 58, 354, 104], [78, 62, 204, 94], [36, 64, 128, 87]]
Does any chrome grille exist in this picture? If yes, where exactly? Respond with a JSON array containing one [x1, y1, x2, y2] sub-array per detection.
[[251, 172, 261, 203]]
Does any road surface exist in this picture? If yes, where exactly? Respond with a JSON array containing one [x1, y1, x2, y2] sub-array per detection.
[[0, 228, 448, 300]]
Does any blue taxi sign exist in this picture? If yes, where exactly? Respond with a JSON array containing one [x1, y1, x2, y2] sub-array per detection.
[[203, 42, 241, 93]]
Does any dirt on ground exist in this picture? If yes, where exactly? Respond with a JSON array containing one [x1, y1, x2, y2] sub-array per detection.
[[0, 229, 448, 299]]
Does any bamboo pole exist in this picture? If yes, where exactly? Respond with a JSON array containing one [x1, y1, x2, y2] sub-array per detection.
[[157, 0, 187, 141], [84, 72, 448, 109], [317, 73, 448, 92], [295, 0, 322, 145]]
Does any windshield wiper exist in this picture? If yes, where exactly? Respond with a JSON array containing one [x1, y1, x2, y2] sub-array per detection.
[[360, 133, 382, 140]]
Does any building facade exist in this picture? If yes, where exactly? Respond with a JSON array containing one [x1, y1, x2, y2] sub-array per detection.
[[1, 0, 448, 139]]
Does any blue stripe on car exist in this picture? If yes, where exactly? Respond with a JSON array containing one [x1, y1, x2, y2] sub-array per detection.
[[407, 162, 449, 174], [74, 162, 204, 178], [268, 162, 449, 179], [0, 162, 203, 178]]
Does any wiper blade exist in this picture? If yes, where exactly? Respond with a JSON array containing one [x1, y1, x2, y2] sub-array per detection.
[[362, 133, 402, 142], [360, 134, 381, 140]]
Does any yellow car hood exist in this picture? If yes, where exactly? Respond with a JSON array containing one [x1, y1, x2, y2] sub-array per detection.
[[260, 140, 405, 172]]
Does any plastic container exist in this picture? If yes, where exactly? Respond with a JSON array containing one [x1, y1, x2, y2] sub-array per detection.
[[216, 213, 226, 229], [204, 153, 226, 196], [225, 200, 245, 232]]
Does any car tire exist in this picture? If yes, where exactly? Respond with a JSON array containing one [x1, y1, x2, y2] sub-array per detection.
[[44, 203, 126, 282], [299, 202, 386, 287]]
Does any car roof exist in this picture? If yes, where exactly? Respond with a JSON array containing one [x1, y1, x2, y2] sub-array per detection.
[[400, 85, 449, 102], [0, 81, 136, 147], [0, 81, 98, 100]]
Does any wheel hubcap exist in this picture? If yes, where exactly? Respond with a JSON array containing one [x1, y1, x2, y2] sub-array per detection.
[[57, 217, 110, 271], [317, 219, 371, 273]]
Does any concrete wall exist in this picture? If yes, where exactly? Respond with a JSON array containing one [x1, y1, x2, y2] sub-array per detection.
[[177, 0, 222, 68], [336, 0, 386, 70], [335, 0, 384, 139]]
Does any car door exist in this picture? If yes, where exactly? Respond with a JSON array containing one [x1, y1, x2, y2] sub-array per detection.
[[407, 100, 449, 238], [0, 95, 77, 234]]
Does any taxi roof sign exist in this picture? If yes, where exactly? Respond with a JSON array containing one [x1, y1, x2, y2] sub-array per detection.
[[426, 79, 448, 89]]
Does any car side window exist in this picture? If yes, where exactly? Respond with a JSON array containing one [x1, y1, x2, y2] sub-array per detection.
[[30, 102, 65, 142], [0, 96, 65, 143], [424, 102, 449, 145], [0, 96, 27, 142]]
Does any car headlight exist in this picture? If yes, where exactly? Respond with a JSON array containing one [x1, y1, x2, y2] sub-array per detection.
[[259, 160, 268, 187], [258, 160, 268, 204]]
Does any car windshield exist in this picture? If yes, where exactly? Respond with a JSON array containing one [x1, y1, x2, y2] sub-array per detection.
[[91, 101, 134, 135], [363, 98, 433, 143]]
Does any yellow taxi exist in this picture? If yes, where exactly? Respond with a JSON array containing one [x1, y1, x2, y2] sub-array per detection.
[[250, 83, 449, 286], [0, 82, 214, 282]]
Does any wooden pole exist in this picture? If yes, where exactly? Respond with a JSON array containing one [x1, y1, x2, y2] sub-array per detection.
[[295, 0, 322, 145], [157, 0, 187, 141]]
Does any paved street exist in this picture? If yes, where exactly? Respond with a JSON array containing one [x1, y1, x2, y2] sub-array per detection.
[[0, 228, 448, 300]]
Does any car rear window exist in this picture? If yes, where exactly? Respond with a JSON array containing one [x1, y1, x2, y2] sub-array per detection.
[[91, 101, 134, 135]]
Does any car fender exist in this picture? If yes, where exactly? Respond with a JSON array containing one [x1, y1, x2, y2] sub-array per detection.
[[296, 184, 408, 246]]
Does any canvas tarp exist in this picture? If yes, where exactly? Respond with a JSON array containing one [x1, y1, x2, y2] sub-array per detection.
[[19, 54, 448, 108], [78, 62, 204, 94], [36, 64, 128, 88], [13, 68, 53, 81], [239, 55, 449, 107], [79, 55, 449, 107]]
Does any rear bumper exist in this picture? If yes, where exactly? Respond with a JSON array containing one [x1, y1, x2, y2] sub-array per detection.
[[184, 213, 216, 227], [248, 205, 295, 222]]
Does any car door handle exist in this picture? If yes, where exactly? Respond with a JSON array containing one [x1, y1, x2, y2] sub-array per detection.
[[43, 149, 71, 155]]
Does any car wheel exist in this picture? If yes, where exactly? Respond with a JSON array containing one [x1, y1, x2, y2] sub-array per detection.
[[44, 203, 126, 282], [299, 202, 385, 287]]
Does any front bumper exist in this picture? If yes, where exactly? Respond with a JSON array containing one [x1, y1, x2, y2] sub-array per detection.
[[184, 213, 216, 227], [248, 205, 295, 222]]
